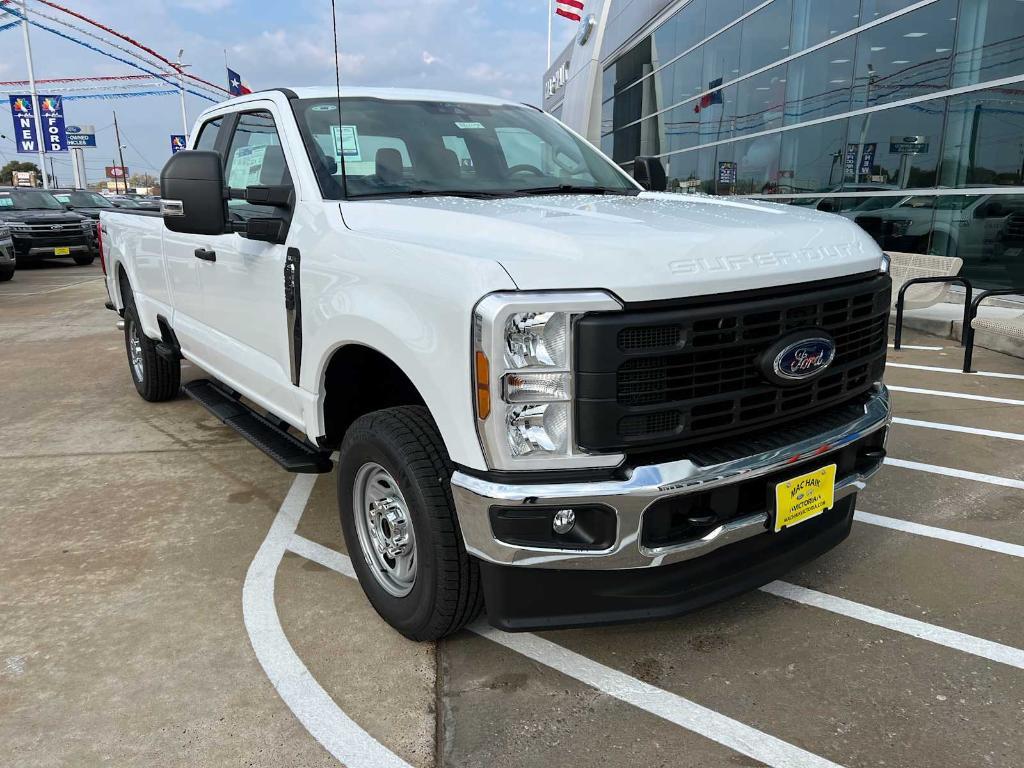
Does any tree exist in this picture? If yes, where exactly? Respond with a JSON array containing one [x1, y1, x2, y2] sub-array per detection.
[[128, 172, 158, 191], [0, 160, 41, 185]]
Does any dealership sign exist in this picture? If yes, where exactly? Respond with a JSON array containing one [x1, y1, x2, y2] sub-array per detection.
[[105, 165, 129, 178], [66, 124, 97, 148], [889, 135, 930, 154], [9, 94, 69, 153], [717, 161, 737, 185]]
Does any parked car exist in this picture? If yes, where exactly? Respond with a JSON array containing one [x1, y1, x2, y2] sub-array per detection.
[[51, 188, 117, 257], [0, 187, 94, 266], [110, 195, 160, 211], [0, 224, 14, 281], [102, 87, 892, 641], [851, 193, 1024, 257]]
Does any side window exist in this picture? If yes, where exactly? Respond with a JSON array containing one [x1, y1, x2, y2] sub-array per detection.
[[223, 110, 292, 220], [194, 118, 222, 153]]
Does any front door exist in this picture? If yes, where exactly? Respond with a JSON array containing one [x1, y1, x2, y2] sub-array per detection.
[[192, 107, 301, 424]]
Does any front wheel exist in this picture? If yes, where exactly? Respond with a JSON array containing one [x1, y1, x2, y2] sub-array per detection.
[[338, 406, 483, 641], [0, 267, 12, 282], [73, 255, 95, 266]]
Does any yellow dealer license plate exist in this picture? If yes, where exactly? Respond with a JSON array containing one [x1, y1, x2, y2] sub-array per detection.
[[774, 464, 837, 533], [54, 246, 70, 256]]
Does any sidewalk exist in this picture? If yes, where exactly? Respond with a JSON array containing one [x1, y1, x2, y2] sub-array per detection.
[[895, 300, 1024, 360]]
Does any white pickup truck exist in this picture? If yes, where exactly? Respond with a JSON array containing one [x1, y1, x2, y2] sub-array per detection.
[[102, 87, 892, 640]]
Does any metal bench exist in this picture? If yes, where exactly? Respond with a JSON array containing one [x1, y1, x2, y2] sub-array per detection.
[[962, 289, 1024, 373], [890, 251, 972, 357], [888, 252, 964, 310]]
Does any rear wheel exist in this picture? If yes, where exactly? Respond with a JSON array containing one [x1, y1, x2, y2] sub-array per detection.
[[338, 406, 483, 641], [120, 274, 180, 402], [73, 255, 95, 266]]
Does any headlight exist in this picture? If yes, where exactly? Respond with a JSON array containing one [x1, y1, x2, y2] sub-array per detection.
[[9, 223, 29, 233], [879, 252, 890, 274], [473, 291, 624, 470]]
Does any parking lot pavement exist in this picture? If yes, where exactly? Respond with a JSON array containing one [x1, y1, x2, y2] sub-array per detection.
[[2, 268, 1023, 768]]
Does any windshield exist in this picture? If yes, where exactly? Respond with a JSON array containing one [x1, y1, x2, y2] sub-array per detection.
[[0, 188, 65, 210], [292, 97, 639, 199], [53, 191, 113, 208]]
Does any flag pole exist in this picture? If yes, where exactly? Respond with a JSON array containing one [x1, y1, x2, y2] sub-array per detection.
[[17, 0, 48, 189], [546, 0, 553, 68]]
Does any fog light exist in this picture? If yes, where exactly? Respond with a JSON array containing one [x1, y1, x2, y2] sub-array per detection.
[[552, 508, 576, 534]]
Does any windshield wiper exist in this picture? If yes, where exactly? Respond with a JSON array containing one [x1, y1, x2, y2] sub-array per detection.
[[512, 184, 636, 197], [352, 189, 511, 200]]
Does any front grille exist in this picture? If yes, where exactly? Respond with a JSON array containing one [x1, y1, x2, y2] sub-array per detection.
[[575, 273, 891, 453], [13, 222, 89, 248]]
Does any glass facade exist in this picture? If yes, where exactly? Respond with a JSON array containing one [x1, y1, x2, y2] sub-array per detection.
[[599, 0, 1024, 288]]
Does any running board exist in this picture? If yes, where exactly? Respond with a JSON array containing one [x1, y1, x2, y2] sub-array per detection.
[[184, 379, 333, 474]]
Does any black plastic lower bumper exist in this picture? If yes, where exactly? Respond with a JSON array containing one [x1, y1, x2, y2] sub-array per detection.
[[479, 494, 856, 632]]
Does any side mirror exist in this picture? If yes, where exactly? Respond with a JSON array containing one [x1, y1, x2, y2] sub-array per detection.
[[63, 203, 74, 211], [160, 150, 227, 236], [633, 156, 667, 192]]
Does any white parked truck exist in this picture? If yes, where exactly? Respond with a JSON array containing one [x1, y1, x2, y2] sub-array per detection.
[[102, 87, 892, 640]]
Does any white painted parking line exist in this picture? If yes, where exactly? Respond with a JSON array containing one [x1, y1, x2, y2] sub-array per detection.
[[889, 344, 944, 351], [887, 385, 1024, 407], [888, 362, 1024, 381], [884, 457, 1024, 491], [761, 582, 1024, 671], [291, 535, 844, 768], [892, 417, 1024, 442], [855, 511, 1024, 558], [473, 624, 844, 768], [243, 476, 412, 768]]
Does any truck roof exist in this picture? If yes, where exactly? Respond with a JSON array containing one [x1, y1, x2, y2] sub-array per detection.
[[212, 86, 520, 110]]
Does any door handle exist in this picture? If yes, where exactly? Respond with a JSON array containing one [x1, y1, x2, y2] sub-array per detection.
[[194, 248, 217, 262]]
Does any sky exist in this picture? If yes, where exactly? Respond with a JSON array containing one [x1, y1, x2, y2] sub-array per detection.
[[0, 0, 577, 187]]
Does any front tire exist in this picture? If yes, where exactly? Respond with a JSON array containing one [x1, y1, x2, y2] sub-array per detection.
[[0, 267, 12, 282], [338, 406, 483, 641], [74, 255, 95, 266]]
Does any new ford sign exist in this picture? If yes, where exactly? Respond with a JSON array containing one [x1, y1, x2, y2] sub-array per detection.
[[759, 332, 837, 386]]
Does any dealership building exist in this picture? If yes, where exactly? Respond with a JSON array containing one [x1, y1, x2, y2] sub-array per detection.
[[545, 0, 1024, 288]]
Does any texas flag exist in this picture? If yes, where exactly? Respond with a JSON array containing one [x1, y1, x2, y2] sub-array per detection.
[[227, 67, 252, 97]]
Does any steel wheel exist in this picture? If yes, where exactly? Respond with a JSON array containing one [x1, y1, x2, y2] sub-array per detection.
[[352, 462, 417, 598], [127, 318, 145, 383]]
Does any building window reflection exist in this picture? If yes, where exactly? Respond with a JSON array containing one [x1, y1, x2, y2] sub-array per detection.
[[596, 0, 1024, 287]]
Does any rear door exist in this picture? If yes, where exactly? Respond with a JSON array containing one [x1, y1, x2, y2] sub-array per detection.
[[190, 107, 302, 423]]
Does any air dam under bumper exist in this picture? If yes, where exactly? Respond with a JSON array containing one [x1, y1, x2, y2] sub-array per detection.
[[450, 386, 891, 630]]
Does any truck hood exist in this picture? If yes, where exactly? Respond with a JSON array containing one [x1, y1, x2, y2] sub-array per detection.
[[341, 192, 885, 303], [0, 210, 86, 224]]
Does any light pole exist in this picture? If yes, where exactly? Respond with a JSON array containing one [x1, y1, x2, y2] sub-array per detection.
[[175, 49, 190, 142], [17, 0, 48, 189]]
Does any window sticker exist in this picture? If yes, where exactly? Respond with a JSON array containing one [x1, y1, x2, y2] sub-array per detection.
[[0, 197, 12, 208], [330, 124, 362, 163], [455, 121, 485, 130], [228, 144, 268, 188]]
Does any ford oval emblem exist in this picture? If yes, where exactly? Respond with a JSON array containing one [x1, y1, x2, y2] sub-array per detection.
[[759, 332, 837, 386]]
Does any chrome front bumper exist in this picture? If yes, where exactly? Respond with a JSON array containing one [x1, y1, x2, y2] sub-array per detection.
[[451, 386, 891, 571]]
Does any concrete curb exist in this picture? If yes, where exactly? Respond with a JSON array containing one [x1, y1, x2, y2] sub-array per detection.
[[890, 314, 1024, 362]]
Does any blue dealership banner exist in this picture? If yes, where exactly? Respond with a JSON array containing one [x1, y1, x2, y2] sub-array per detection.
[[170, 134, 187, 153], [9, 94, 68, 153]]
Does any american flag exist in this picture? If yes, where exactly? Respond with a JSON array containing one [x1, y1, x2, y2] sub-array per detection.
[[555, 0, 584, 22]]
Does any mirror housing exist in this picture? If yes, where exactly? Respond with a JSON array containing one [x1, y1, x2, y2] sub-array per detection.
[[238, 217, 289, 243], [633, 156, 667, 192], [160, 150, 228, 236]]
